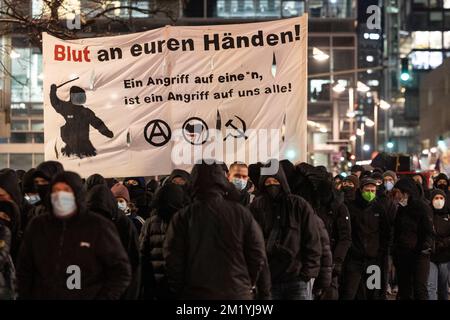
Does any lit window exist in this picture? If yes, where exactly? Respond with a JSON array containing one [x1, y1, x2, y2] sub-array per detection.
[[412, 31, 429, 49], [429, 52, 443, 69], [444, 32, 450, 49], [410, 51, 443, 70], [445, 0, 450, 9], [429, 31, 443, 49]]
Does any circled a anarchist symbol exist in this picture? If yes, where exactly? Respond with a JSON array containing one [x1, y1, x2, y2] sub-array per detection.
[[144, 119, 171, 147]]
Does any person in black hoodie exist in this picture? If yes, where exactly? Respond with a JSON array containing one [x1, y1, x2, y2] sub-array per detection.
[[434, 173, 450, 207], [315, 185, 352, 300], [85, 173, 107, 192], [140, 183, 185, 300], [0, 201, 17, 300], [0, 169, 25, 260], [412, 173, 431, 201], [427, 189, 450, 300], [164, 161, 270, 300], [17, 171, 131, 299], [28, 161, 65, 220], [123, 177, 152, 219], [250, 161, 321, 300], [86, 184, 140, 300], [340, 178, 390, 300], [164, 169, 192, 202], [393, 177, 433, 300], [342, 175, 359, 204]]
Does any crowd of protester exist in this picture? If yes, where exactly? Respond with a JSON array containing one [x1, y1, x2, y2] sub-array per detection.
[[0, 159, 449, 300]]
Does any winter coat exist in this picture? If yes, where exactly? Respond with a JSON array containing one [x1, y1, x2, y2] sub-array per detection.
[[431, 206, 450, 263], [0, 224, 16, 300], [314, 215, 333, 290], [163, 162, 270, 300], [393, 178, 434, 256], [17, 171, 131, 300], [0, 200, 21, 262], [345, 191, 391, 260], [316, 192, 352, 275], [139, 183, 185, 299], [86, 184, 140, 299], [250, 163, 322, 283]]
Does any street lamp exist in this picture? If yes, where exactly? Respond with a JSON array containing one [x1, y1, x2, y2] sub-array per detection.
[[363, 144, 371, 152], [357, 81, 370, 93], [332, 82, 346, 93], [379, 99, 391, 110], [387, 140, 394, 150], [365, 118, 375, 127], [313, 48, 330, 61]]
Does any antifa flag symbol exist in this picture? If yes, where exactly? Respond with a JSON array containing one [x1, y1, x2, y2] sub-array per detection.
[[182, 117, 209, 145]]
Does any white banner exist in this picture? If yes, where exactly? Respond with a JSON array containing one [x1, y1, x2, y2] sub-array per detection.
[[42, 16, 308, 178]]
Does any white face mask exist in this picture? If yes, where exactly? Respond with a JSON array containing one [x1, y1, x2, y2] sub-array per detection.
[[384, 181, 394, 192], [118, 201, 128, 212], [433, 199, 446, 210], [51, 191, 77, 218]]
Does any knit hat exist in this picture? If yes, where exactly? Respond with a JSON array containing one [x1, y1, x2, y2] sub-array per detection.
[[343, 174, 360, 189], [382, 170, 397, 182], [111, 183, 130, 203], [360, 178, 378, 189], [431, 189, 447, 200]]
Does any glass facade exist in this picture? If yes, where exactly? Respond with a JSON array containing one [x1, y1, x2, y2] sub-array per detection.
[[0, 153, 44, 170]]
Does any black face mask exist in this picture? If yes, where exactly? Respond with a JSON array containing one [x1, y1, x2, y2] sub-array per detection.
[[266, 185, 281, 200], [342, 186, 354, 194], [438, 184, 448, 191], [36, 184, 50, 203]]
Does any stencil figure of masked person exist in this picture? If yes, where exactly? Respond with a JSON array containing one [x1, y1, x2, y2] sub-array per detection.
[[50, 84, 114, 158]]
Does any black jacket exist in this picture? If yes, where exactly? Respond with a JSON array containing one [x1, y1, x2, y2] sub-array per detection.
[[346, 191, 390, 260], [0, 224, 16, 300], [140, 183, 185, 299], [0, 200, 21, 262], [250, 163, 322, 283], [163, 162, 270, 300], [431, 205, 450, 263], [17, 172, 131, 300], [316, 192, 352, 274], [86, 184, 140, 299], [313, 215, 333, 290], [393, 178, 434, 256]]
